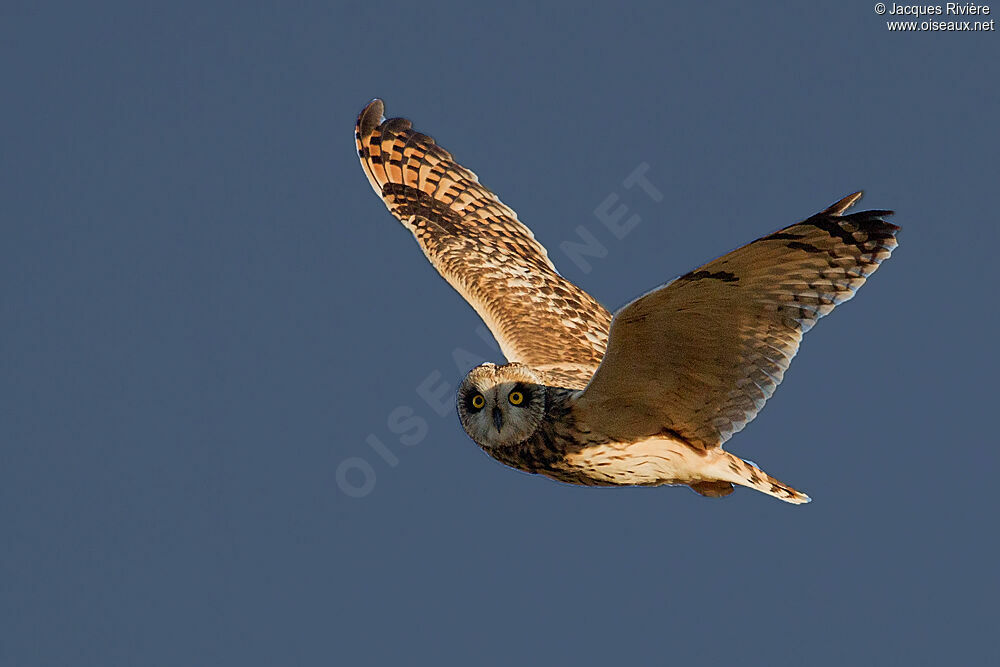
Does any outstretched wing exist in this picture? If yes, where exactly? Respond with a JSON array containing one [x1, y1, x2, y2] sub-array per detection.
[[356, 99, 609, 387], [572, 192, 899, 449]]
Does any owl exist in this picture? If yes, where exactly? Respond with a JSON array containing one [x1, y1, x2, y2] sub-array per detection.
[[355, 99, 899, 504]]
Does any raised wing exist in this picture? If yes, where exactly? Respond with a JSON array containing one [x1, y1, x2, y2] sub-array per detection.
[[356, 99, 609, 387], [572, 192, 899, 448]]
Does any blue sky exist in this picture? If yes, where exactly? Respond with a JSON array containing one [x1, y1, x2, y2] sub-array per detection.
[[3, 2, 998, 665]]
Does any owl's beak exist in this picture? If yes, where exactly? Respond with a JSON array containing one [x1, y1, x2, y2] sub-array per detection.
[[492, 407, 504, 432]]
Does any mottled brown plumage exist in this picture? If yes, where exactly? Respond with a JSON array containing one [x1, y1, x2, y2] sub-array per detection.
[[574, 196, 899, 450], [356, 99, 608, 388], [356, 99, 900, 504]]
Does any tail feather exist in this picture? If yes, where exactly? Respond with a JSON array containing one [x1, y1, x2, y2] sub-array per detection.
[[722, 452, 811, 505]]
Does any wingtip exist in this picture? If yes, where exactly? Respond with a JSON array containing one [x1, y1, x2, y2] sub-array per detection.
[[844, 208, 901, 233], [823, 191, 864, 216], [357, 98, 385, 140]]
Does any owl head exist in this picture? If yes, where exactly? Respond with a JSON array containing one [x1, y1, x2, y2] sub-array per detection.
[[457, 362, 546, 449]]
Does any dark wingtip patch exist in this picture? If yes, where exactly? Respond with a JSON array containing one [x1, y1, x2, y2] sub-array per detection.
[[841, 209, 901, 233], [383, 116, 413, 134], [358, 98, 385, 140]]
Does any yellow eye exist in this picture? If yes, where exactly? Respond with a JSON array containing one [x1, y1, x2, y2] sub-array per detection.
[[471, 394, 485, 409], [508, 391, 524, 406]]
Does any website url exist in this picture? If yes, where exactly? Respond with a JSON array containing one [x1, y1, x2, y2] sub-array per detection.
[[886, 18, 996, 28]]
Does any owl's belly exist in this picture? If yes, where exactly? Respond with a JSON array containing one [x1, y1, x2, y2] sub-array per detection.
[[553, 436, 715, 487]]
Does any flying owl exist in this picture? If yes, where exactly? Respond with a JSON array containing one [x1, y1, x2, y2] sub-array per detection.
[[355, 99, 899, 504]]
